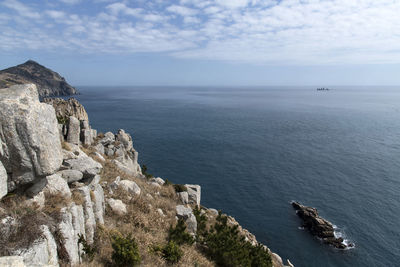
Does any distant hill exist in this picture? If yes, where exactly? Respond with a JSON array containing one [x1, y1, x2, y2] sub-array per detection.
[[0, 60, 78, 97]]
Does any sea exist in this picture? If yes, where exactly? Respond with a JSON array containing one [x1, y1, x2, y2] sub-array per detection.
[[74, 86, 400, 267]]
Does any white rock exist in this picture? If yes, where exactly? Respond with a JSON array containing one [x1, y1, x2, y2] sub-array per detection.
[[57, 169, 83, 183], [0, 161, 7, 199], [185, 184, 201, 207], [107, 198, 127, 215], [176, 205, 197, 234], [287, 259, 295, 267], [157, 208, 165, 217], [119, 180, 141, 198], [177, 192, 189, 204], [67, 116, 80, 145], [64, 155, 102, 179], [100, 132, 114, 145], [14, 225, 58, 267], [208, 208, 219, 216], [24, 191, 45, 210], [75, 186, 96, 243], [44, 173, 71, 198], [94, 143, 105, 155], [150, 177, 165, 185], [0, 256, 25, 267], [58, 206, 79, 264], [90, 184, 105, 224], [150, 182, 161, 188], [115, 129, 133, 150], [93, 152, 105, 162], [0, 84, 63, 191]]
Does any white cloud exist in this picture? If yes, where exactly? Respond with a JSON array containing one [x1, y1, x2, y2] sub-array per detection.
[[1, 0, 41, 19], [60, 0, 80, 4], [166, 5, 198, 16], [46, 10, 66, 19]]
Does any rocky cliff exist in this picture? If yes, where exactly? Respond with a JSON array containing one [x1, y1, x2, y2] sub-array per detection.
[[0, 84, 292, 267], [0, 60, 78, 97]]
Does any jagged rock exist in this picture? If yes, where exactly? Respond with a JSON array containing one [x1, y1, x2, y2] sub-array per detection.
[[75, 186, 96, 243], [66, 116, 80, 145], [43, 98, 87, 122], [0, 60, 78, 97], [116, 129, 133, 150], [0, 161, 7, 200], [94, 143, 105, 155], [107, 198, 127, 215], [0, 84, 63, 192], [176, 205, 197, 234], [185, 184, 201, 207], [100, 132, 115, 145], [81, 129, 92, 146], [111, 159, 138, 177], [208, 208, 218, 216], [14, 225, 58, 267], [58, 205, 79, 264], [177, 192, 189, 204], [43, 173, 71, 198], [292, 202, 352, 249], [57, 169, 83, 184], [64, 155, 102, 179], [150, 177, 165, 185], [24, 191, 45, 210], [119, 180, 141, 198], [90, 183, 105, 224], [0, 256, 26, 267]]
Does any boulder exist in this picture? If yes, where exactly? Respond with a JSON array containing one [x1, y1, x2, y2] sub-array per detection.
[[14, 225, 58, 267], [116, 129, 133, 150], [208, 208, 219, 216], [100, 132, 114, 145], [176, 205, 197, 234], [0, 256, 25, 267], [58, 205, 79, 264], [57, 169, 83, 183], [0, 84, 63, 192], [107, 198, 127, 215], [64, 155, 102, 179], [292, 202, 353, 249], [75, 186, 96, 243], [0, 161, 7, 199], [80, 129, 92, 146], [150, 177, 165, 185], [24, 191, 45, 210], [90, 183, 105, 224], [185, 184, 201, 207], [66, 116, 80, 145], [177, 192, 189, 204], [119, 180, 141, 198], [94, 143, 104, 155], [43, 173, 71, 198]]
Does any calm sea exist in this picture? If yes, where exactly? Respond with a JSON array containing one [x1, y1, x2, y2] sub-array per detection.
[[74, 86, 400, 267]]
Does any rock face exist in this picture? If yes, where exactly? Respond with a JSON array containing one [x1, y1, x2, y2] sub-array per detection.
[[0, 84, 63, 192], [292, 202, 353, 249], [43, 98, 88, 122], [0, 161, 7, 199], [176, 205, 197, 235], [0, 60, 78, 97], [185, 184, 201, 207]]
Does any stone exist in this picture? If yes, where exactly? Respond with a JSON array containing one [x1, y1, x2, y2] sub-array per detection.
[[24, 191, 45, 210], [176, 205, 197, 234], [67, 116, 80, 145], [100, 132, 114, 145], [14, 225, 58, 267], [57, 169, 83, 183], [43, 97, 87, 121], [157, 208, 165, 217], [44, 173, 71, 199], [177, 192, 189, 204], [105, 146, 114, 157], [90, 183, 105, 224], [150, 177, 165, 185], [185, 184, 201, 207], [112, 158, 141, 177], [80, 129, 92, 146], [0, 161, 7, 199], [0, 84, 63, 192], [75, 186, 96, 243], [25, 178, 47, 198], [0, 256, 25, 267], [64, 155, 102, 179], [292, 201, 353, 249], [107, 198, 127, 215], [119, 180, 141, 198], [93, 152, 105, 162], [150, 182, 161, 188], [116, 129, 133, 150], [80, 120, 89, 130], [94, 143, 104, 155], [208, 208, 219, 216], [59, 206, 79, 264]]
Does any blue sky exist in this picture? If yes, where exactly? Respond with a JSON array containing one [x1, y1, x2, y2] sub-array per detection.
[[1, 0, 400, 86]]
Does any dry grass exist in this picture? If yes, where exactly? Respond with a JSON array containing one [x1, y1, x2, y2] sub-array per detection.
[[61, 141, 72, 151]]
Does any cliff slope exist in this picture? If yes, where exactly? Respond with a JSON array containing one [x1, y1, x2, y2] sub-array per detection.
[[0, 60, 78, 97]]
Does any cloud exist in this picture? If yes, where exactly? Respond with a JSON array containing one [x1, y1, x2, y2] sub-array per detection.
[[1, 0, 400, 65], [60, 0, 80, 4]]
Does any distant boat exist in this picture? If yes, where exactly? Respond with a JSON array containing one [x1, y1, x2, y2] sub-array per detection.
[[316, 87, 330, 91]]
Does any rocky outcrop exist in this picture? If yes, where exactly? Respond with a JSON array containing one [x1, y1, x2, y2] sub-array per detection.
[[43, 98, 88, 122], [176, 205, 197, 235], [0, 84, 63, 193], [0, 162, 7, 199], [0, 60, 78, 97], [107, 198, 127, 215], [185, 184, 201, 207], [292, 202, 353, 249]]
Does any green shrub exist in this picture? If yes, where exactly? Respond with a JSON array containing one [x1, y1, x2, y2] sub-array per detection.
[[163, 179, 172, 186], [111, 234, 141, 266], [141, 164, 153, 179], [193, 207, 207, 241], [57, 116, 69, 125], [173, 184, 187, 193], [77, 234, 96, 262], [168, 218, 194, 245], [203, 214, 272, 267], [161, 241, 183, 264]]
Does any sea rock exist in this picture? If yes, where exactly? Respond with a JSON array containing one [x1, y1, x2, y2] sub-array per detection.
[[292, 202, 352, 249], [57, 169, 83, 183], [107, 198, 127, 215], [0, 84, 63, 192], [14, 225, 58, 267], [119, 180, 141, 198], [185, 184, 201, 207], [66, 116, 80, 145], [176, 205, 197, 234], [64, 155, 102, 179], [0, 161, 7, 200]]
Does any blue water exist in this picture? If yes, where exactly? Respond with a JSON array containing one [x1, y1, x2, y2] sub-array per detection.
[[74, 86, 400, 267]]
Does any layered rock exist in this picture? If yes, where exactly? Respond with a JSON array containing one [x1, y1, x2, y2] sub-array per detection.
[[43, 98, 88, 122], [292, 201, 353, 249], [0, 84, 63, 193]]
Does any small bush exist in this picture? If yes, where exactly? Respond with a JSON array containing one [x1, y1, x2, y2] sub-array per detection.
[[141, 164, 153, 179], [57, 116, 69, 125], [168, 219, 194, 245], [173, 184, 187, 193], [111, 234, 141, 266], [162, 241, 183, 264], [193, 207, 207, 240], [163, 179, 172, 186], [78, 234, 96, 262]]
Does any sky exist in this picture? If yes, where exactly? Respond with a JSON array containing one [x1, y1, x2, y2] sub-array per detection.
[[1, 0, 400, 86]]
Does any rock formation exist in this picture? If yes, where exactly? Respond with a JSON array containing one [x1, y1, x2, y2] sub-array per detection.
[[0, 60, 78, 97], [292, 201, 353, 249], [43, 98, 88, 122]]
